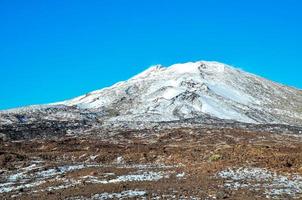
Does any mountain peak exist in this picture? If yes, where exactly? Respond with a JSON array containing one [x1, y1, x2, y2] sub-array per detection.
[[52, 60, 302, 125], [133, 61, 229, 80], [131, 64, 165, 80], [168, 61, 227, 75]]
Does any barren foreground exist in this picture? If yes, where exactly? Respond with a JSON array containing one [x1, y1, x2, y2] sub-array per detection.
[[1, 128, 302, 199]]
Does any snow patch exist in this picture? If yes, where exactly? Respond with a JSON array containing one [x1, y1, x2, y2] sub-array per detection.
[[168, 62, 201, 74], [69, 190, 147, 200], [218, 167, 302, 198]]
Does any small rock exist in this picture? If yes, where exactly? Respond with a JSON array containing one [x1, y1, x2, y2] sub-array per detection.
[[90, 171, 98, 176], [209, 154, 222, 162], [216, 191, 229, 199], [116, 156, 125, 164], [0, 133, 8, 142], [283, 160, 293, 168]]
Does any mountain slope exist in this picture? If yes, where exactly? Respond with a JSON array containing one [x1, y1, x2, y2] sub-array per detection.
[[52, 61, 302, 125]]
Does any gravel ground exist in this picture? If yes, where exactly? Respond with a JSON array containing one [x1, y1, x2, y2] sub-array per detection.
[[1, 127, 302, 199]]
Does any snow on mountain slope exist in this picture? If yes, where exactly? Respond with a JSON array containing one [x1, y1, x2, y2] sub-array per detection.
[[53, 61, 302, 125]]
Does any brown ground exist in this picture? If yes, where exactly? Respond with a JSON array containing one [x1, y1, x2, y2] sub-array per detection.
[[1, 128, 302, 199]]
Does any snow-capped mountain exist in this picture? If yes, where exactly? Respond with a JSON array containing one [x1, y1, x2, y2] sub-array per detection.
[[1, 61, 302, 126], [55, 61, 302, 125]]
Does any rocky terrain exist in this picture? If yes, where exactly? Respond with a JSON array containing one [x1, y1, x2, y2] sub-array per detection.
[[1, 126, 302, 199], [1, 61, 302, 199]]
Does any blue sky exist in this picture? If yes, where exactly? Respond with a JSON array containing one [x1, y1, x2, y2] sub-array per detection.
[[0, 0, 301, 110]]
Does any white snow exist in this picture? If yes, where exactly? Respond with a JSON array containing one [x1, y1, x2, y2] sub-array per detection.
[[89, 155, 98, 161], [0, 164, 93, 194], [131, 65, 164, 80], [8, 164, 39, 181], [0, 161, 177, 195], [218, 167, 302, 198], [69, 190, 147, 200], [207, 83, 253, 105], [43, 179, 82, 192], [36, 164, 85, 178], [109, 171, 165, 183], [0, 180, 46, 193], [168, 62, 201, 74], [200, 96, 255, 123], [176, 172, 186, 178], [162, 87, 182, 99], [115, 156, 125, 164], [81, 171, 167, 185]]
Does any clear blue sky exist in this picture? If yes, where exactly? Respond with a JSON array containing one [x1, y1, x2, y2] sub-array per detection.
[[0, 0, 301, 110]]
